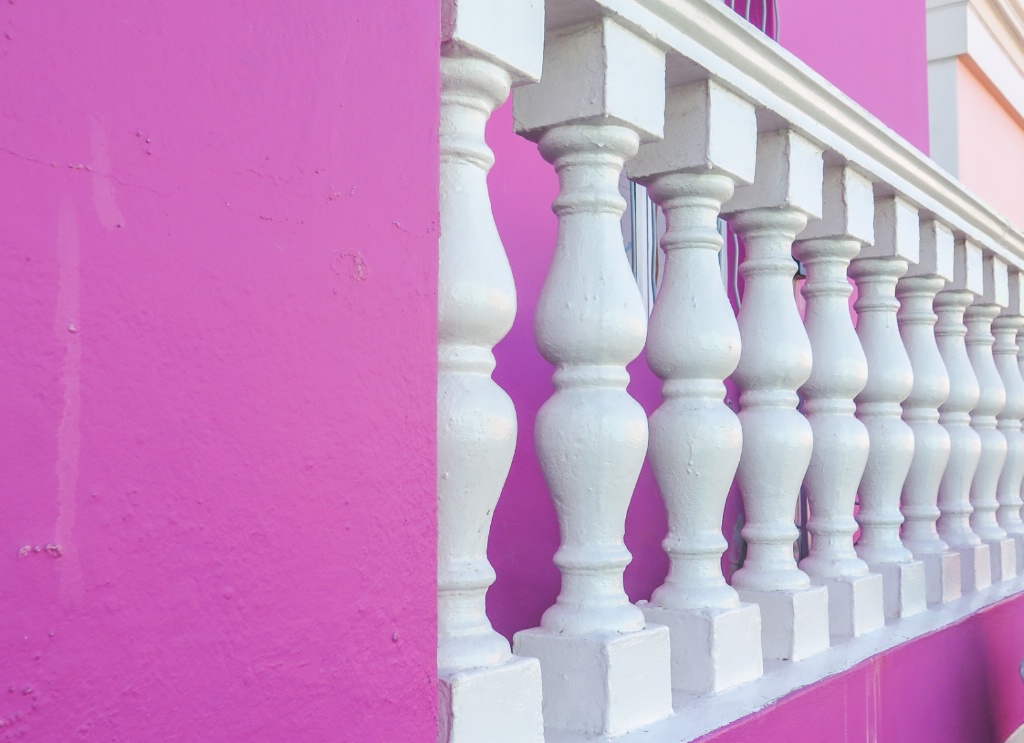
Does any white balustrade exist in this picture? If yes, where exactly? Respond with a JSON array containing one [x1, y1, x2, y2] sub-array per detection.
[[897, 220, 962, 605], [437, 2, 545, 741], [936, 239, 993, 593], [993, 269, 1024, 574], [626, 80, 762, 693], [722, 129, 831, 662], [794, 165, 885, 638], [850, 196, 927, 619], [511, 18, 672, 737], [966, 255, 1017, 582]]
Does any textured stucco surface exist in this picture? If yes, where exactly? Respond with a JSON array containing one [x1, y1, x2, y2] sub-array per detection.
[[0, 1, 439, 739]]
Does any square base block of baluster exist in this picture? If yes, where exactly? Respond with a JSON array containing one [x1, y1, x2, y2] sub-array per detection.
[[985, 538, 1017, 583], [640, 602, 763, 694], [868, 561, 927, 620], [737, 586, 829, 661], [513, 625, 672, 737], [919, 551, 962, 605], [957, 543, 993, 593], [1010, 533, 1024, 574], [1007, 536, 1024, 577], [438, 656, 545, 743], [811, 574, 885, 639]]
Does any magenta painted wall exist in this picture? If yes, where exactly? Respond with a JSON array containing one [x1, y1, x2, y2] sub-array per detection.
[[701, 593, 1024, 743], [777, 0, 931, 153], [0, 1, 439, 740]]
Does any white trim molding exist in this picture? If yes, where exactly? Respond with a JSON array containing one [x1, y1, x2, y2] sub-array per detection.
[[927, 0, 1024, 174]]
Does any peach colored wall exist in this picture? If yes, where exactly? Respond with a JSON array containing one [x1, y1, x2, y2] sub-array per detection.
[[957, 59, 1024, 229], [0, 1, 439, 740]]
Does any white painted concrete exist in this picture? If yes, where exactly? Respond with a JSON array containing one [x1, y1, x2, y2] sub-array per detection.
[[899, 220, 963, 606], [794, 165, 884, 639], [628, 80, 763, 695], [852, 196, 927, 619], [512, 18, 672, 737], [723, 129, 830, 662], [438, 2, 546, 737]]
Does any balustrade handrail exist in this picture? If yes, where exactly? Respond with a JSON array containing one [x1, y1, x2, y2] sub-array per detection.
[[538, 0, 1024, 268]]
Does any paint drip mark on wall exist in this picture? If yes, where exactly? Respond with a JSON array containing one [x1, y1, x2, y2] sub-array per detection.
[[90, 116, 127, 229], [54, 199, 83, 602]]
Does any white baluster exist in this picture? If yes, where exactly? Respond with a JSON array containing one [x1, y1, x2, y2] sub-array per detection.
[[721, 130, 830, 662], [794, 165, 885, 638], [897, 220, 962, 605], [966, 254, 1016, 582], [851, 196, 927, 620], [1018, 326, 1024, 530], [437, 4, 545, 742], [626, 80, 762, 693], [511, 19, 672, 737], [994, 270, 1024, 574], [936, 238, 992, 593]]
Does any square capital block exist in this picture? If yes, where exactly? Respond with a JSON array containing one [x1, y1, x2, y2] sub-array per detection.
[[514, 18, 666, 141], [908, 219, 955, 281], [627, 80, 756, 183], [860, 195, 919, 262], [983, 253, 1010, 307], [723, 129, 823, 218], [949, 237, 985, 295], [442, 0, 544, 82], [1008, 271, 1024, 316], [798, 164, 875, 243]]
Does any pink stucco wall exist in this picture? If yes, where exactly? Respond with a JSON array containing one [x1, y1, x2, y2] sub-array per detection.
[[778, 0, 931, 153], [956, 59, 1024, 229], [0, 1, 439, 740]]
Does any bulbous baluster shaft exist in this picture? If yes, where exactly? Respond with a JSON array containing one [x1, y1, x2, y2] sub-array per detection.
[[935, 290, 983, 549], [438, 55, 518, 673], [897, 223, 962, 606], [898, 275, 952, 556], [852, 257, 916, 567], [730, 207, 815, 592], [935, 248, 993, 594], [993, 312, 1024, 574], [437, 8, 546, 738], [511, 19, 673, 736], [647, 173, 742, 612], [965, 303, 1008, 544], [722, 129, 830, 662], [627, 80, 763, 693]]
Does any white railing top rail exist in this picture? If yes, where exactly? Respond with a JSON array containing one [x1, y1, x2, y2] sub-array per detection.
[[532, 0, 1024, 269]]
